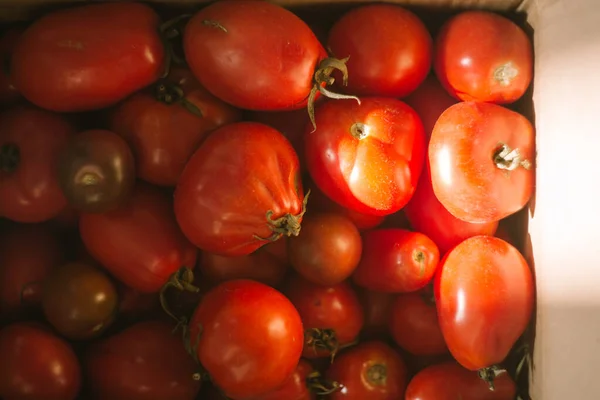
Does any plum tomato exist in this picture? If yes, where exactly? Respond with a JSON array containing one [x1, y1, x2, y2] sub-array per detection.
[[328, 4, 432, 97], [285, 275, 364, 360], [434, 11, 533, 104], [429, 102, 534, 223], [188, 279, 304, 399], [11, 3, 165, 112], [174, 122, 306, 257], [0, 28, 22, 105], [57, 129, 135, 213], [434, 236, 534, 372], [305, 98, 425, 217], [0, 106, 75, 223], [353, 229, 439, 293], [0, 322, 81, 400], [288, 212, 362, 286], [325, 341, 408, 400], [356, 288, 394, 340], [86, 320, 201, 400], [80, 183, 198, 293], [110, 67, 242, 186]]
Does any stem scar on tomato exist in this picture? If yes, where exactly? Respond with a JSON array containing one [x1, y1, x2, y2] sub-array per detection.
[[493, 142, 532, 171], [367, 363, 388, 386], [253, 189, 311, 242], [155, 81, 203, 118], [478, 365, 508, 391], [0, 142, 20, 172], [412, 249, 426, 278], [306, 370, 342, 395], [494, 62, 519, 87], [202, 19, 228, 33]]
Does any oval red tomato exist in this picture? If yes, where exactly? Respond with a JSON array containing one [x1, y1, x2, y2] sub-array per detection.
[[353, 229, 440, 293], [188, 279, 304, 399], [11, 2, 164, 112], [174, 122, 306, 257], [0, 106, 75, 223], [86, 320, 201, 400], [80, 183, 198, 293], [434, 236, 534, 371], [434, 11, 533, 104], [305, 98, 425, 217], [328, 4, 432, 97], [429, 102, 534, 223]]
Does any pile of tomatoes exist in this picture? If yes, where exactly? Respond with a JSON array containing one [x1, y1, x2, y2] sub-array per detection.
[[0, 1, 535, 399]]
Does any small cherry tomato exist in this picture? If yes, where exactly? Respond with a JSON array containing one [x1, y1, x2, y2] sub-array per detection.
[[356, 288, 394, 340]]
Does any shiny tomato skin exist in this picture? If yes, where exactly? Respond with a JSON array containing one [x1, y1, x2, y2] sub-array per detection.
[[353, 229, 439, 293], [174, 122, 305, 257], [0, 322, 81, 400], [434, 11, 532, 104], [79, 183, 198, 293], [253, 359, 316, 400], [189, 279, 304, 400], [0, 28, 22, 105], [11, 3, 164, 112], [357, 288, 394, 340], [326, 341, 408, 400], [306, 98, 426, 217], [0, 106, 75, 223], [405, 361, 516, 400], [184, 0, 326, 110], [429, 102, 534, 223], [328, 4, 432, 98], [434, 236, 534, 370], [86, 320, 201, 400], [110, 67, 242, 186]]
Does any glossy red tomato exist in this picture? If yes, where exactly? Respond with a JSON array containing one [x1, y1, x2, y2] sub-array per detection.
[[174, 122, 306, 257], [11, 3, 164, 112], [80, 183, 198, 293], [357, 288, 394, 340], [0, 106, 75, 223], [188, 279, 304, 399], [110, 67, 241, 186], [326, 341, 408, 400], [285, 275, 364, 359], [0, 28, 22, 105], [306, 98, 425, 217], [353, 229, 439, 293], [86, 320, 201, 400], [0, 323, 81, 400], [328, 4, 432, 97], [429, 102, 534, 223], [435, 11, 532, 104], [405, 361, 516, 400], [184, 0, 327, 111], [434, 236, 534, 371], [253, 359, 319, 400]]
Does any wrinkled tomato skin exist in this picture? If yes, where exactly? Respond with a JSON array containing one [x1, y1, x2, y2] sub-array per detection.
[[0, 106, 75, 223], [86, 321, 201, 400], [0, 322, 81, 400], [189, 280, 304, 400], [110, 67, 242, 186], [328, 4, 432, 98], [405, 361, 516, 400], [174, 122, 305, 257], [434, 11, 532, 104], [434, 236, 534, 370], [11, 3, 164, 112], [80, 183, 198, 293], [184, 1, 326, 110], [305, 98, 425, 217], [253, 359, 316, 400], [0, 28, 22, 105]]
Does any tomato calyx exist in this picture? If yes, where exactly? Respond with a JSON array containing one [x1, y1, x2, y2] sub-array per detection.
[[478, 365, 508, 391], [159, 14, 193, 78], [159, 266, 200, 324], [305, 327, 340, 361], [155, 81, 203, 118], [366, 363, 388, 386], [254, 189, 311, 242], [493, 143, 532, 171], [306, 370, 342, 396], [0, 142, 20, 172]]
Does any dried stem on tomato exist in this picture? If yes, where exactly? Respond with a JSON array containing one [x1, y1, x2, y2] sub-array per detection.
[[478, 365, 508, 391], [254, 189, 311, 242], [306, 371, 342, 396], [493, 142, 532, 171], [155, 81, 203, 118], [305, 327, 340, 362], [159, 14, 193, 78], [159, 266, 199, 325]]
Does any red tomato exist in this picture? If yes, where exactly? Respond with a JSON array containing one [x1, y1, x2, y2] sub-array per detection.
[[285, 275, 364, 359], [0, 28, 22, 105], [405, 361, 516, 400], [0, 323, 81, 400], [434, 11, 532, 104], [0, 106, 75, 223], [357, 288, 394, 340], [86, 320, 201, 400], [434, 236, 534, 371], [189, 279, 304, 399], [389, 289, 447, 356], [0, 223, 64, 321], [174, 122, 306, 257], [253, 359, 318, 400], [326, 341, 408, 400], [305, 98, 425, 217], [328, 4, 432, 97], [429, 102, 534, 223], [11, 3, 164, 112], [80, 183, 198, 293], [353, 229, 439, 293], [184, 1, 326, 110], [110, 67, 241, 186]]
